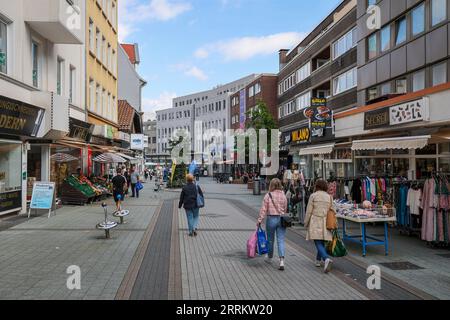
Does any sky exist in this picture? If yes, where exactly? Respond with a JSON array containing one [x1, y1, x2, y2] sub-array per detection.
[[118, 0, 342, 120]]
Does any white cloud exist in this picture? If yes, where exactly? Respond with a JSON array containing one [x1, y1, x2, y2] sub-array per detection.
[[172, 63, 208, 81], [119, 0, 192, 41], [195, 32, 306, 61], [142, 92, 177, 119]]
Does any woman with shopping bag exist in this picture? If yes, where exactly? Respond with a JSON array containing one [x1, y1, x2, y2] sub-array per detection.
[[304, 179, 335, 273], [256, 179, 288, 271]]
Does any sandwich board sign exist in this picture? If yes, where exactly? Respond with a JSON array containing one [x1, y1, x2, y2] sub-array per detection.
[[29, 182, 56, 218]]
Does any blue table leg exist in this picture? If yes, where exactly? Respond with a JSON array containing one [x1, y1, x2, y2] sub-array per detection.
[[384, 222, 389, 256], [362, 223, 367, 257], [342, 219, 346, 240]]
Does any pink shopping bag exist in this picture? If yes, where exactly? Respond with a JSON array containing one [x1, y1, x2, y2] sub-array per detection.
[[247, 230, 258, 258]]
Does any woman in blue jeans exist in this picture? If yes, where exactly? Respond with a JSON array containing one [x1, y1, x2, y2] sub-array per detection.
[[257, 179, 288, 271], [304, 179, 334, 273], [179, 174, 204, 237]]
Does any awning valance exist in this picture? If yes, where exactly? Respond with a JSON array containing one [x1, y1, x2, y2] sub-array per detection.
[[351, 135, 431, 151], [299, 143, 335, 156], [116, 152, 137, 161]]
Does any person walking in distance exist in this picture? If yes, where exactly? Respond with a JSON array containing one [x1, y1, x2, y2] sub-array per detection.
[[130, 167, 140, 198], [112, 168, 127, 213], [123, 166, 130, 197], [304, 179, 334, 273], [179, 174, 204, 237], [257, 178, 288, 271]]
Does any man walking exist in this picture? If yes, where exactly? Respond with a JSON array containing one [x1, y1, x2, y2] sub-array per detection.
[[112, 168, 127, 213], [130, 167, 140, 198]]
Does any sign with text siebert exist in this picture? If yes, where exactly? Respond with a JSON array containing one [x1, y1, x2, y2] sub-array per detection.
[[30, 182, 55, 210], [390, 98, 429, 126], [364, 107, 390, 130]]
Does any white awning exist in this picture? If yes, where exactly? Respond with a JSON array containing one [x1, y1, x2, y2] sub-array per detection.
[[299, 143, 335, 156], [351, 135, 431, 151], [116, 153, 137, 161]]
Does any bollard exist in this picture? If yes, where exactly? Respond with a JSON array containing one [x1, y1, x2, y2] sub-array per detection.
[[96, 202, 118, 239]]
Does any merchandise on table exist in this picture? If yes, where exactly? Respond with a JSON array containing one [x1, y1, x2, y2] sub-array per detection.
[[334, 199, 395, 219]]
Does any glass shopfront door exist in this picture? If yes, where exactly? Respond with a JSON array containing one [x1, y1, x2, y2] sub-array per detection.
[[0, 141, 22, 214]]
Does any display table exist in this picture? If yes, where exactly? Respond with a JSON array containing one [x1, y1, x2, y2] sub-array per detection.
[[337, 215, 397, 257]]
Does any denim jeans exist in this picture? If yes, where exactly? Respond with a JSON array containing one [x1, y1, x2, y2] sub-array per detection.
[[266, 216, 286, 258], [185, 208, 200, 234], [131, 183, 139, 198], [314, 240, 329, 261]]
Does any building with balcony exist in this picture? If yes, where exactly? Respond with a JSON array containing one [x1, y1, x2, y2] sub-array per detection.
[[0, 0, 86, 215], [334, 0, 450, 180], [277, 0, 357, 179], [85, 0, 118, 175]]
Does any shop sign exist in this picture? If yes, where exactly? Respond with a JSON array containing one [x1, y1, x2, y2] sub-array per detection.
[[291, 127, 310, 144], [131, 134, 145, 150], [68, 118, 94, 142], [0, 191, 22, 213], [117, 131, 130, 142], [0, 95, 44, 137], [390, 98, 429, 126], [364, 107, 390, 130], [90, 135, 112, 146], [30, 182, 55, 210], [106, 125, 114, 139], [304, 98, 333, 129]]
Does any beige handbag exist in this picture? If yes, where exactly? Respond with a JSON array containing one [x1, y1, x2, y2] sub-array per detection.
[[326, 195, 337, 231]]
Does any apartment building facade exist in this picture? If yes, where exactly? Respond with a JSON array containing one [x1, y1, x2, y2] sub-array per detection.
[[230, 74, 279, 131], [278, 0, 358, 179], [0, 0, 85, 214], [334, 0, 450, 180], [156, 74, 258, 165]]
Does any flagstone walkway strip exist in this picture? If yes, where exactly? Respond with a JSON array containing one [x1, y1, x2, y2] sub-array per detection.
[[168, 200, 183, 300]]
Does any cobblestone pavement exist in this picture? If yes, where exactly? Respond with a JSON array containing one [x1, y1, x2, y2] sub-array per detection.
[[0, 177, 448, 300]]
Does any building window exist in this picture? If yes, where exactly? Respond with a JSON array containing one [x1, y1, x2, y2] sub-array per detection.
[[333, 27, 357, 60], [432, 62, 447, 86], [89, 19, 94, 52], [69, 66, 76, 104], [380, 82, 391, 96], [367, 0, 376, 7], [296, 62, 311, 83], [107, 93, 111, 119], [368, 87, 378, 101], [254, 83, 261, 95], [432, 0, 447, 26], [395, 78, 407, 93], [96, 29, 101, 58], [249, 86, 254, 97], [102, 89, 107, 117], [412, 69, 426, 92], [112, 1, 116, 28], [333, 67, 357, 95], [412, 3, 425, 36], [112, 49, 116, 75], [57, 57, 64, 95], [368, 33, 377, 59], [102, 36, 106, 64], [0, 19, 6, 74], [96, 84, 101, 114], [395, 17, 407, 45], [31, 41, 39, 88], [380, 25, 390, 52], [296, 91, 311, 111], [107, 43, 111, 70], [89, 79, 95, 110]]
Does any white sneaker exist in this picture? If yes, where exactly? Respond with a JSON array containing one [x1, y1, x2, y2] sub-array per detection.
[[324, 258, 333, 273], [279, 259, 285, 271]]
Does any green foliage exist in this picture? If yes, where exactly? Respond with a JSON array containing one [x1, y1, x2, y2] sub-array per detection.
[[167, 163, 187, 189]]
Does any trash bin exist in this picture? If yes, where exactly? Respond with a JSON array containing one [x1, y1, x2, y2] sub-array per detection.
[[253, 178, 261, 195]]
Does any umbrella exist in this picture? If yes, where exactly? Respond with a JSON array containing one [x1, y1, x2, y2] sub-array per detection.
[[50, 153, 78, 163], [93, 153, 127, 163]]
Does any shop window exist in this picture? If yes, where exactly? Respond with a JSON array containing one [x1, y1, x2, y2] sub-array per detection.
[[416, 144, 437, 155], [0, 142, 22, 194], [432, 0, 447, 26], [416, 159, 437, 179]]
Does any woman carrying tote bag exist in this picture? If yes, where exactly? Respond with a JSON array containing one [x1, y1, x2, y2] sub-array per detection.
[[304, 179, 335, 273]]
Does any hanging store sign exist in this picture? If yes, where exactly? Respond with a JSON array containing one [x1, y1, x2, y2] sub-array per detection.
[[131, 134, 145, 150], [390, 98, 429, 126], [364, 107, 390, 130], [68, 117, 94, 142], [0, 95, 44, 137], [291, 127, 310, 144]]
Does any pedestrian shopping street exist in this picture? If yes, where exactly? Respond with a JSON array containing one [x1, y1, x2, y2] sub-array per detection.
[[0, 178, 448, 300]]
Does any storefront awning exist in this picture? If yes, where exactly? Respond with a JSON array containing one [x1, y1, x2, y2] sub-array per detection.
[[351, 135, 431, 151], [299, 143, 335, 156], [116, 152, 137, 161]]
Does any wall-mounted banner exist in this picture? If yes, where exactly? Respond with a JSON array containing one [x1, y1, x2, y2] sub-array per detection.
[[291, 127, 310, 144], [364, 107, 390, 130], [305, 98, 333, 129], [239, 89, 246, 129], [390, 98, 430, 126], [69, 117, 94, 142], [0, 95, 44, 137]]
